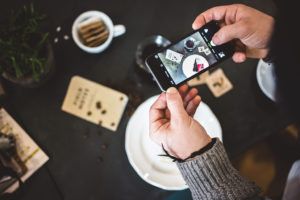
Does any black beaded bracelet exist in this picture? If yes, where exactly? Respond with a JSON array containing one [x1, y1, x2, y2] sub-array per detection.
[[159, 138, 217, 163]]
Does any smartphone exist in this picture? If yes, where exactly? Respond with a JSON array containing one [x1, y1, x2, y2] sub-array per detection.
[[145, 21, 234, 91]]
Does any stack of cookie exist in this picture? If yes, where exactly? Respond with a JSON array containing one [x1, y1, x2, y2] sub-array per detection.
[[78, 17, 109, 47]]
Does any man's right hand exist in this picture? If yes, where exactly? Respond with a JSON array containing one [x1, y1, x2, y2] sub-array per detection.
[[192, 4, 275, 63]]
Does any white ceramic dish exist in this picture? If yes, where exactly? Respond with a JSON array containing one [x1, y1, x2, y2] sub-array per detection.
[[125, 95, 222, 190], [256, 59, 277, 102], [72, 11, 125, 54], [182, 55, 209, 78]]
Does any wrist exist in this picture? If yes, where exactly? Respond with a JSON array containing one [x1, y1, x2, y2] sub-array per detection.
[[175, 136, 212, 159], [161, 137, 214, 162], [184, 138, 216, 161]]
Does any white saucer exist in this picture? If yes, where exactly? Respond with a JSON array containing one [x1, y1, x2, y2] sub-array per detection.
[[256, 59, 277, 102], [125, 95, 222, 190], [182, 55, 209, 78]]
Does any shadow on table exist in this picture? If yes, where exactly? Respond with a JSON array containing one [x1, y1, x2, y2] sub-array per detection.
[[164, 189, 192, 200]]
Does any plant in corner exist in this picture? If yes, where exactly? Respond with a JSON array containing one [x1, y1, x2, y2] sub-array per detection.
[[0, 3, 54, 87]]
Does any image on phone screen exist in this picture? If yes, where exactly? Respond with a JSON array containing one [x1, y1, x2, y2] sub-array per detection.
[[146, 21, 233, 90]]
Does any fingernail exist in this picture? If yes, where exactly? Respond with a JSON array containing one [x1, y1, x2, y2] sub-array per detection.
[[239, 54, 245, 62], [212, 35, 220, 45], [192, 23, 197, 30], [167, 87, 177, 94]]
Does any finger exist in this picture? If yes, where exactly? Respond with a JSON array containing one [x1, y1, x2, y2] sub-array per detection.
[[149, 93, 167, 124], [218, 21, 226, 28], [183, 88, 198, 108], [166, 87, 187, 122], [178, 84, 189, 99], [149, 118, 168, 145], [192, 5, 239, 29], [192, 14, 207, 30], [212, 21, 246, 45], [231, 39, 246, 63], [186, 95, 201, 116], [232, 52, 246, 63], [166, 84, 188, 120], [165, 109, 170, 119], [234, 39, 246, 52]]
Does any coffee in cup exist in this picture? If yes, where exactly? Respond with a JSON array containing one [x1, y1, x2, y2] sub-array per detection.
[[72, 11, 126, 54], [184, 37, 200, 52], [78, 17, 109, 47]]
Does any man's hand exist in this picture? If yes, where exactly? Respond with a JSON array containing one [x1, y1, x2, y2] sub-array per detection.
[[149, 84, 211, 159], [193, 4, 275, 63]]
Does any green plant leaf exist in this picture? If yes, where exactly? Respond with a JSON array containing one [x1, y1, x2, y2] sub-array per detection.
[[35, 32, 49, 55], [31, 61, 39, 81], [1, 3, 47, 81], [35, 58, 44, 73], [39, 14, 46, 20], [30, 2, 34, 14], [11, 56, 23, 78], [23, 5, 27, 14]]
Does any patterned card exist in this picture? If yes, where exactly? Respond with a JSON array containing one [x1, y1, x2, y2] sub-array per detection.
[[188, 71, 210, 86], [206, 68, 233, 97], [166, 49, 183, 64], [0, 108, 49, 193], [61, 76, 128, 131]]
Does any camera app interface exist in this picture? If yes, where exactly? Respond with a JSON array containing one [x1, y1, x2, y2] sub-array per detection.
[[156, 27, 227, 85]]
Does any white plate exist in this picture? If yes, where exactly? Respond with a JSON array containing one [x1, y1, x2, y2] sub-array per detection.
[[182, 55, 209, 78], [256, 59, 277, 102], [125, 95, 222, 190]]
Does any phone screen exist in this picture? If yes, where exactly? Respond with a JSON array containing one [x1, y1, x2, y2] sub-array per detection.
[[149, 21, 233, 87]]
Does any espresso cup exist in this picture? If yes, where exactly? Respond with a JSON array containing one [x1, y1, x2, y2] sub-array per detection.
[[135, 35, 171, 73], [72, 11, 126, 54], [184, 37, 200, 52]]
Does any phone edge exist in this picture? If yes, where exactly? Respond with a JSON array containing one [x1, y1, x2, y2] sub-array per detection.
[[145, 59, 167, 92]]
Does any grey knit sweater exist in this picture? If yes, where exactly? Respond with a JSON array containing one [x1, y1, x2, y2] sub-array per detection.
[[177, 138, 261, 200]]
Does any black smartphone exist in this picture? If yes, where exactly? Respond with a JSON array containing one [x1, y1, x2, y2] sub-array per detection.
[[145, 21, 234, 91]]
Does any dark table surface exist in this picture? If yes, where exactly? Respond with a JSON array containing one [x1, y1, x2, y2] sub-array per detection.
[[0, 0, 291, 199]]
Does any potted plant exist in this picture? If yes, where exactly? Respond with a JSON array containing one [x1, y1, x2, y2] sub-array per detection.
[[0, 3, 54, 87]]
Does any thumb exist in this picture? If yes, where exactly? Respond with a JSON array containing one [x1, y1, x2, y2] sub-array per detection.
[[212, 22, 246, 45], [166, 87, 187, 121]]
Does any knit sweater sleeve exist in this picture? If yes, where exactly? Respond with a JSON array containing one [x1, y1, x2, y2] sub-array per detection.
[[177, 138, 261, 200]]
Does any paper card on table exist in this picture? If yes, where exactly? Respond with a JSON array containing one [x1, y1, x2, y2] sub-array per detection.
[[166, 49, 183, 64], [0, 108, 49, 193], [61, 76, 128, 131], [206, 68, 233, 97], [188, 71, 210, 86]]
